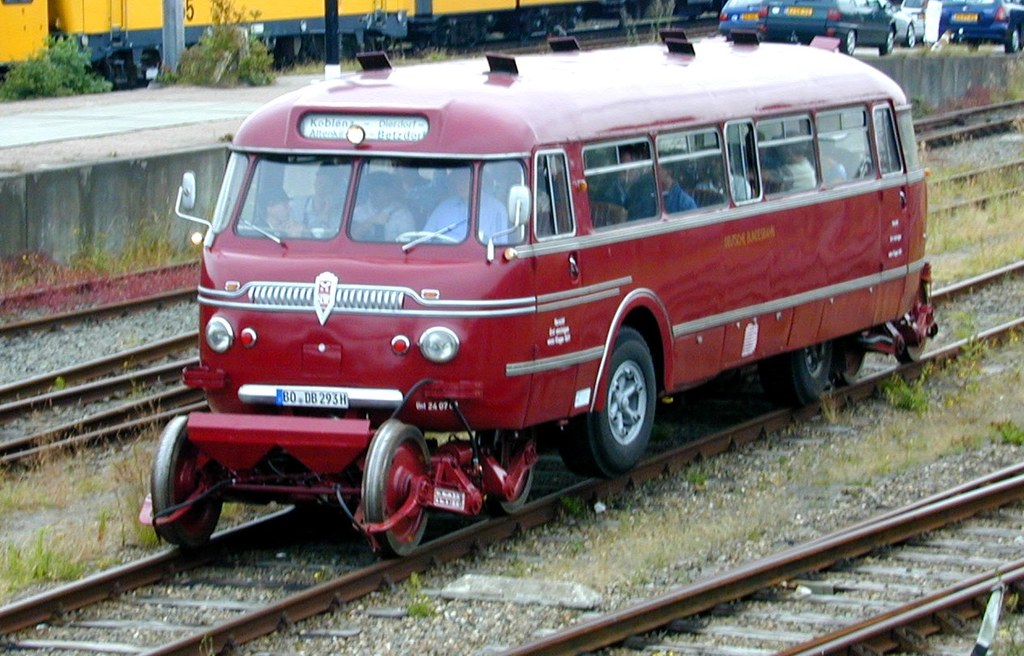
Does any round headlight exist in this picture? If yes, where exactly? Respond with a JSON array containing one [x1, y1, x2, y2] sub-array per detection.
[[206, 316, 234, 353], [418, 326, 460, 363]]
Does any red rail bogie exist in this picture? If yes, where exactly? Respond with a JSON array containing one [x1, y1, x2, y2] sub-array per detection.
[[145, 36, 936, 555]]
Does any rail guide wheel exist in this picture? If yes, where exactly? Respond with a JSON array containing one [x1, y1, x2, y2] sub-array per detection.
[[362, 419, 431, 557], [151, 415, 223, 548], [483, 429, 535, 516]]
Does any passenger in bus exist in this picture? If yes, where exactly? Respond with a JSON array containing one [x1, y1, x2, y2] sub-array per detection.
[[657, 165, 698, 213], [299, 163, 347, 234], [821, 151, 848, 185], [595, 145, 657, 222], [260, 189, 307, 238], [350, 172, 415, 242], [778, 145, 816, 191]]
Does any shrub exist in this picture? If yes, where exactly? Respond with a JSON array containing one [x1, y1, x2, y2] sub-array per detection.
[[0, 37, 112, 101], [174, 0, 274, 87]]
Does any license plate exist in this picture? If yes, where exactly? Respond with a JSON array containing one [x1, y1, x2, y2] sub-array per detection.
[[786, 6, 814, 16], [952, 12, 978, 21], [741, 11, 760, 19], [276, 387, 350, 408]]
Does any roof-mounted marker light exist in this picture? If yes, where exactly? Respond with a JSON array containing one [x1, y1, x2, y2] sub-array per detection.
[[346, 125, 366, 145]]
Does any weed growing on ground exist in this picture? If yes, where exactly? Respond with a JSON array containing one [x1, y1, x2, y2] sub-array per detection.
[[993, 420, 1024, 445], [559, 496, 587, 518], [880, 375, 929, 414], [1, 529, 86, 592], [170, 0, 274, 86]]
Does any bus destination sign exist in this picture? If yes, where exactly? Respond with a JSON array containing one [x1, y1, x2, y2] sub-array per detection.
[[300, 114, 429, 142]]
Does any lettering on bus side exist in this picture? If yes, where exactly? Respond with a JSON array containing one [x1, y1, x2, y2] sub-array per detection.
[[723, 225, 776, 249], [547, 316, 572, 347]]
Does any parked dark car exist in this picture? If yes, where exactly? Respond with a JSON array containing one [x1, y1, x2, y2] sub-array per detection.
[[762, 0, 898, 54], [719, 0, 765, 38], [940, 0, 1024, 52]]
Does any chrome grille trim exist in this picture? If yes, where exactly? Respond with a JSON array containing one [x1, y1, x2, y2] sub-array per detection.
[[246, 282, 406, 312]]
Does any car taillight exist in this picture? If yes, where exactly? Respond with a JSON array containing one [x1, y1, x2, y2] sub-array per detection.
[[827, 7, 842, 19], [720, 11, 728, 20], [995, 6, 1008, 21], [759, 5, 769, 17]]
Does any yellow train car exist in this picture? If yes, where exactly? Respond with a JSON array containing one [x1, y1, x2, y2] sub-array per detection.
[[45, 0, 414, 87], [0, 0, 48, 68]]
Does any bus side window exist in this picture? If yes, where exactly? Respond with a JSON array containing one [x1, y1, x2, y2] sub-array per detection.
[[757, 115, 817, 195], [656, 128, 727, 213], [873, 106, 903, 175], [535, 151, 575, 239], [583, 139, 658, 228], [479, 160, 526, 245], [816, 107, 872, 185], [895, 110, 921, 172], [725, 121, 761, 203]]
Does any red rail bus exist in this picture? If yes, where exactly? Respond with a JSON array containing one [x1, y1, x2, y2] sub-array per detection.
[[145, 34, 936, 556]]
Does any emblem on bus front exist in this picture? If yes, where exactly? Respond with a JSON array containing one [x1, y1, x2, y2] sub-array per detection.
[[314, 272, 338, 325]]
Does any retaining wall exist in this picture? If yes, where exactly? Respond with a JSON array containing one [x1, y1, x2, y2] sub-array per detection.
[[0, 147, 226, 264], [0, 54, 1017, 264]]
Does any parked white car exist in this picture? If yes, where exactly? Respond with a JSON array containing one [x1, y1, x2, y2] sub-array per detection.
[[894, 0, 926, 46]]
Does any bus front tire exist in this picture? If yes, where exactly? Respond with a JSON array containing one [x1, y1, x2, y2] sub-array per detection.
[[559, 328, 656, 478]]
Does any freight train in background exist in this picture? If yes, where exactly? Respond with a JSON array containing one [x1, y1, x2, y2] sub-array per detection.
[[0, 0, 720, 88]]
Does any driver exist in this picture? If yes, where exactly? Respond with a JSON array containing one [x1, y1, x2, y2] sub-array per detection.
[[350, 172, 415, 242]]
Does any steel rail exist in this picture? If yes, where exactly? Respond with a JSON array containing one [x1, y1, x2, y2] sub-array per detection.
[[931, 183, 1024, 215], [499, 471, 1024, 655], [0, 386, 206, 464], [0, 401, 207, 466], [0, 288, 196, 337], [0, 332, 197, 405], [932, 257, 1024, 300], [0, 357, 198, 424], [0, 262, 196, 309], [778, 560, 1024, 655], [0, 510, 295, 635]]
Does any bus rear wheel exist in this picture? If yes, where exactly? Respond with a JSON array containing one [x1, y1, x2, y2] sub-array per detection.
[[559, 328, 656, 478], [758, 341, 834, 406], [363, 420, 430, 557], [151, 416, 223, 549]]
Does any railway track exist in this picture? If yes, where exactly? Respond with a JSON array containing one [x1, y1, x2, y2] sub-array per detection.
[[1, 273, 1021, 654], [510, 469, 1024, 655], [0, 262, 197, 328], [930, 156, 1024, 215], [915, 99, 1024, 147]]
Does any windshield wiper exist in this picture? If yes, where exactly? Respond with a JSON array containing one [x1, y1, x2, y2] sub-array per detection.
[[401, 220, 465, 253], [240, 222, 285, 247]]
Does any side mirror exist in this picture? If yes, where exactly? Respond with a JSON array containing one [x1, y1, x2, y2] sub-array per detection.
[[175, 171, 212, 229], [507, 184, 531, 235], [179, 171, 196, 211], [486, 184, 531, 262]]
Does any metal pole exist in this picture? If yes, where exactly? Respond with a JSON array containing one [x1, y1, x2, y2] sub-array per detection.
[[161, 0, 185, 78], [324, 0, 341, 79]]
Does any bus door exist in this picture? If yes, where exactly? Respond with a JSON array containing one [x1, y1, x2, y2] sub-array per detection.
[[872, 104, 910, 320], [520, 150, 587, 425]]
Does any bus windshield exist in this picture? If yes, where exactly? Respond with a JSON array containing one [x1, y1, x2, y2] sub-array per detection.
[[226, 154, 527, 247]]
